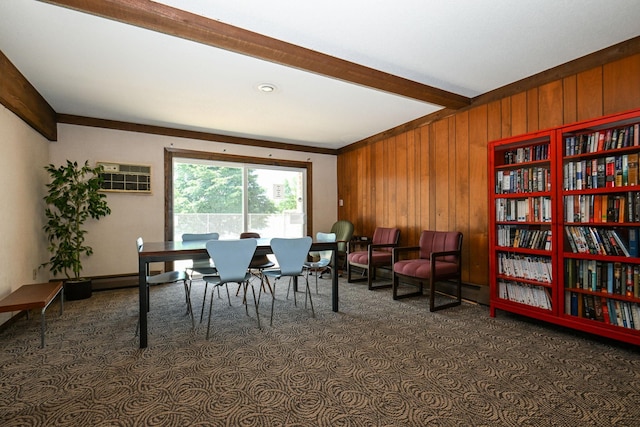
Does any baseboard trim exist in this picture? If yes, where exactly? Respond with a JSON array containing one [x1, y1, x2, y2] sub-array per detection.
[[90, 272, 152, 291], [348, 266, 489, 305]]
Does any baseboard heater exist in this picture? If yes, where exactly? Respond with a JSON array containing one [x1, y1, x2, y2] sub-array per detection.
[[90, 272, 159, 291]]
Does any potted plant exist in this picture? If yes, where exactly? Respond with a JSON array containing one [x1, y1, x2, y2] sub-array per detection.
[[42, 160, 111, 300]]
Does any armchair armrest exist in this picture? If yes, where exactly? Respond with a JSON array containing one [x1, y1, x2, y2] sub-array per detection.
[[392, 245, 420, 263], [430, 249, 461, 259], [369, 242, 398, 250]]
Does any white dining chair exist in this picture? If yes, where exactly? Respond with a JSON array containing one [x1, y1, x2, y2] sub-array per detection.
[[263, 237, 314, 326], [202, 238, 259, 338]]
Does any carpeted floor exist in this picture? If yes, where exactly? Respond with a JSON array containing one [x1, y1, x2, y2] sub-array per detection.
[[1, 275, 639, 426]]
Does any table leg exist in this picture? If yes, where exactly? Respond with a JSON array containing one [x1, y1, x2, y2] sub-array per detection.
[[332, 248, 338, 312], [40, 307, 45, 348], [138, 257, 148, 348]]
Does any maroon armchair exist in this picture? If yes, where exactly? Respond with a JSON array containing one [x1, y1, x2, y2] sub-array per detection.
[[392, 230, 463, 311], [347, 227, 400, 290]]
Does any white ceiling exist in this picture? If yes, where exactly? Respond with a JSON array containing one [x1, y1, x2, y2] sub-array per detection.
[[1, 0, 639, 150]]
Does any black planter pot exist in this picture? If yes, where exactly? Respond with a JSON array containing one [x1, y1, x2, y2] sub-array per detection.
[[65, 279, 92, 300]]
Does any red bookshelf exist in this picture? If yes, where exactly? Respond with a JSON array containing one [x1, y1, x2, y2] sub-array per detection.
[[488, 130, 557, 322], [489, 108, 640, 346]]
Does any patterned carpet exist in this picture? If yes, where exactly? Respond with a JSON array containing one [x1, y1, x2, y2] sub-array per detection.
[[1, 274, 639, 426]]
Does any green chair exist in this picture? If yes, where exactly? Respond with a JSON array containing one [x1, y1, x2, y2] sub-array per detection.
[[330, 220, 354, 272]]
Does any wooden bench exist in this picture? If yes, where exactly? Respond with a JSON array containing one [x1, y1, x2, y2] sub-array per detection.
[[0, 281, 64, 348]]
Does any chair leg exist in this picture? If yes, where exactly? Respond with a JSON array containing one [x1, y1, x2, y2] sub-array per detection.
[[304, 276, 315, 318], [248, 281, 261, 329], [200, 282, 209, 323], [290, 278, 297, 306], [368, 265, 392, 290], [270, 280, 278, 327], [225, 284, 232, 306], [392, 273, 423, 300], [183, 280, 194, 330], [257, 272, 272, 305], [429, 275, 463, 312], [242, 282, 249, 315], [206, 288, 216, 339]]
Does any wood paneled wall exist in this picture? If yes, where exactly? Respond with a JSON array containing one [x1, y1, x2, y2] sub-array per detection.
[[337, 53, 640, 286]]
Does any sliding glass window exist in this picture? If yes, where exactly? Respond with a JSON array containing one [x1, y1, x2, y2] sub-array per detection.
[[172, 157, 307, 239]]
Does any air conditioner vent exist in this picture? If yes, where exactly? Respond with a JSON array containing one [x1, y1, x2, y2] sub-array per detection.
[[97, 162, 151, 193]]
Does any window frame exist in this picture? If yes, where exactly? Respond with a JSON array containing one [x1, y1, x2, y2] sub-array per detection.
[[164, 147, 313, 241]]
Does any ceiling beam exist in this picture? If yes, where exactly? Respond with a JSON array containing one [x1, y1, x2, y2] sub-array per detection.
[[40, 0, 470, 109], [57, 114, 338, 155], [0, 50, 57, 140]]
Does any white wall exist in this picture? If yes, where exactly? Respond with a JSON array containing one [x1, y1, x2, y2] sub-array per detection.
[[0, 106, 50, 323], [50, 124, 338, 277]]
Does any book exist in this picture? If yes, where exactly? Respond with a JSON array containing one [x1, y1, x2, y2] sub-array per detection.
[[601, 297, 611, 324], [628, 228, 639, 257], [583, 294, 596, 320], [608, 299, 618, 326], [615, 156, 623, 187], [614, 262, 623, 294], [597, 157, 606, 188], [593, 296, 604, 321], [611, 230, 631, 257], [605, 156, 616, 187], [628, 153, 638, 186]]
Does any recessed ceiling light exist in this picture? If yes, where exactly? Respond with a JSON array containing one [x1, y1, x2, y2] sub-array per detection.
[[257, 83, 277, 93]]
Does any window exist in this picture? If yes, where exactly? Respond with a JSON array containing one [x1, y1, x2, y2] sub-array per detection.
[[164, 148, 312, 240]]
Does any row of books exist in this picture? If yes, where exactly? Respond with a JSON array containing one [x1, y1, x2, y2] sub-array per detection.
[[498, 280, 552, 310], [563, 154, 639, 191], [498, 253, 552, 283], [564, 226, 637, 257], [563, 192, 640, 224], [503, 143, 550, 165], [496, 167, 551, 194], [564, 123, 639, 156], [565, 259, 639, 297], [497, 226, 552, 250], [567, 292, 640, 330], [496, 197, 552, 222]]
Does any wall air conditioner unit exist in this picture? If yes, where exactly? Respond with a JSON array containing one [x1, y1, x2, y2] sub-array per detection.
[[97, 162, 151, 193]]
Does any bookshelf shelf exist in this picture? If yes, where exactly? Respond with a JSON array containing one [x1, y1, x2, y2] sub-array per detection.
[[489, 108, 640, 345]]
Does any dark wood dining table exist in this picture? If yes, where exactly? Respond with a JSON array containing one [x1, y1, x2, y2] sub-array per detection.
[[137, 237, 339, 348]]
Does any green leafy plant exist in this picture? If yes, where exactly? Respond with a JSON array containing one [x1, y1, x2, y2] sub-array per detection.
[[42, 160, 111, 280]]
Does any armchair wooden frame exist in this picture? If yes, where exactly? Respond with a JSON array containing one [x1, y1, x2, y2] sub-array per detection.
[[392, 232, 463, 312]]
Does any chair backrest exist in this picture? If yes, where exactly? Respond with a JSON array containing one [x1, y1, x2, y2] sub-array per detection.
[[270, 237, 313, 276], [206, 239, 257, 283], [330, 220, 354, 253], [419, 230, 462, 264], [182, 232, 220, 241], [240, 232, 260, 239], [316, 232, 337, 263], [371, 227, 400, 252]]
